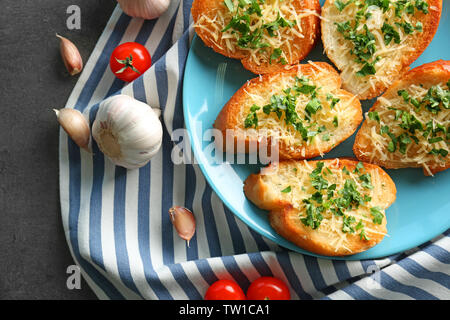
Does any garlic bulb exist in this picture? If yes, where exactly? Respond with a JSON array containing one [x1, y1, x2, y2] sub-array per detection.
[[117, 0, 170, 20], [92, 95, 163, 169]]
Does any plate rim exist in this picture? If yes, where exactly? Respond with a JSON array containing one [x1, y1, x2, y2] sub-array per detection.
[[182, 34, 450, 261]]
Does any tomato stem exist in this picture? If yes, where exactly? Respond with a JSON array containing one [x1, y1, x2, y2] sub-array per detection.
[[114, 54, 141, 75]]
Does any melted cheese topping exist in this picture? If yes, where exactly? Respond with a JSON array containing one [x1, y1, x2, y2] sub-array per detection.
[[235, 63, 359, 156], [261, 159, 388, 253], [194, 0, 317, 66], [323, 0, 433, 96], [359, 82, 450, 174]]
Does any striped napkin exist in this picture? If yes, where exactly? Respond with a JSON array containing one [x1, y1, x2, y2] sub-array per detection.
[[59, 0, 450, 300]]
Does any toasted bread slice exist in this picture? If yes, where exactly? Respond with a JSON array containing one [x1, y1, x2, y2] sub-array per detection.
[[353, 60, 450, 176], [214, 62, 363, 160], [191, 0, 321, 74], [244, 159, 396, 256], [321, 0, 442, 100]]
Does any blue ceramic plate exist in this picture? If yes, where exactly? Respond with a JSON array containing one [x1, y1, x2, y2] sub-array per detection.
[[183, 1, 450, 260]]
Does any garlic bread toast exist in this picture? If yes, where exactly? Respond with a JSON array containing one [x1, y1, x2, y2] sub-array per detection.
[[192, 0, 321, 74], [244, 159, 396, 256], [353, 60, 450, 176], [214, 62, 363, 160], [321, 0, 442, 100]]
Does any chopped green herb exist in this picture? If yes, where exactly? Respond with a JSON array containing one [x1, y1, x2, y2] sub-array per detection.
[[281, 186, 292, 193], [370, 207, 384, 225]]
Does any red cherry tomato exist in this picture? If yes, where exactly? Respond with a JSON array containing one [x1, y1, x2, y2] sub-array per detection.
[[204, 280, 246, 300], [109, 42, 151, 82], [246, 277, 290, 300]]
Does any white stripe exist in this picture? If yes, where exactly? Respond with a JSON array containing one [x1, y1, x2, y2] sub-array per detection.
[[162, 42, 180, 134], [192, 164, 211, 259], [124, 168, 158, 299], [345, 261, 366, 277], [143, 0, 181, 55], [210, 193, 235, 256], [99, 159, 141, 299], [317, 259, 340, 287], [287, 254, 322, 298], [153, 266, 189, 299], [384, 264, 449, 299], [77, 151, 93, 262], [260, 252, 301, 300], [409, 251, 450, 276], [143, 68, 159, 108], [149, 149, 164, 269], [354, 280, 413, 300], [180, 261, 210, 297], [233, 254, 260, 283], [327, 290, 355, 300], [173, 163, 187, 263], [173, 0, 187, 44]]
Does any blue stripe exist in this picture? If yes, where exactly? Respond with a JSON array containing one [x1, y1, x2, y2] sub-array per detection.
[[185, 164, 199, 261], [223, 206, 246, 254], [88, 142, 106, 271], [166, 264, 203, 299], [246, 228, 271, 252], [194, 259, 219, 285], [113, 167, 142, 297], [136, 162, 173, 300], [340, 283, 377, 300], [333, 260, 352, 281], [152, 7, 180, 62], [303, 255, 327, 291], [74, 13, 131, 111], [221, 256, 251, 292], [201, 186, 222, 257], [135, 19, 157, 45], [247, 252, 273, 276], [67, 139, 124, 299], [422, 243, 450, 264], [275, 252, 312, 300], [399, 257, 450, 288], [379, 272, 438, 299]]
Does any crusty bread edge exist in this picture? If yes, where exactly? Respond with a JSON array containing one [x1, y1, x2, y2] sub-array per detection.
[[214, 62, 363, 160], [321, 0, 443, 100], [244, 158, 397, 256], [353, 60, 450, 176]]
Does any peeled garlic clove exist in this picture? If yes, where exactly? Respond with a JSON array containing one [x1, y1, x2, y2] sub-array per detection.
[[117, 0, 171, 20], [169, 206, 196, 246], [57, 34, 83, 76], [54, 108, 90, 151]]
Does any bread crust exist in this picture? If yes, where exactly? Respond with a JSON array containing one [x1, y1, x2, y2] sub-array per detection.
[[353, 60, 450, 176], [244, 159, 397, 256], [191, 0, 321, 74], [214, 62, 363, 160], [321, 0, 442, 100]]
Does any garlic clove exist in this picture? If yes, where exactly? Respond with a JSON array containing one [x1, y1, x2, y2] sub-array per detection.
[[57, 34, 83, 76], [54, 108, 91, 152], [169, 206, 196, 247], [117, 0, 171, 20]]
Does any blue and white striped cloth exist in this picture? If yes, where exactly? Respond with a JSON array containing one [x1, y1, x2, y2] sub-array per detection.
[[59, 1, 450, 300]]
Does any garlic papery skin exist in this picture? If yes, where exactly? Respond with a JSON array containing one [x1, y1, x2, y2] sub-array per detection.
[[92, 95, 163, 169], [117, 0, 170, 20]]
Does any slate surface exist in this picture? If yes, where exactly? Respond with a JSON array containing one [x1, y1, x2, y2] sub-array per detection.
[[0, 0, 116, 299]]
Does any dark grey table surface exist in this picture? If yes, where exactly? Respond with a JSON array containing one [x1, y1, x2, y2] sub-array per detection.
[[1, 0, 118, 299]]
